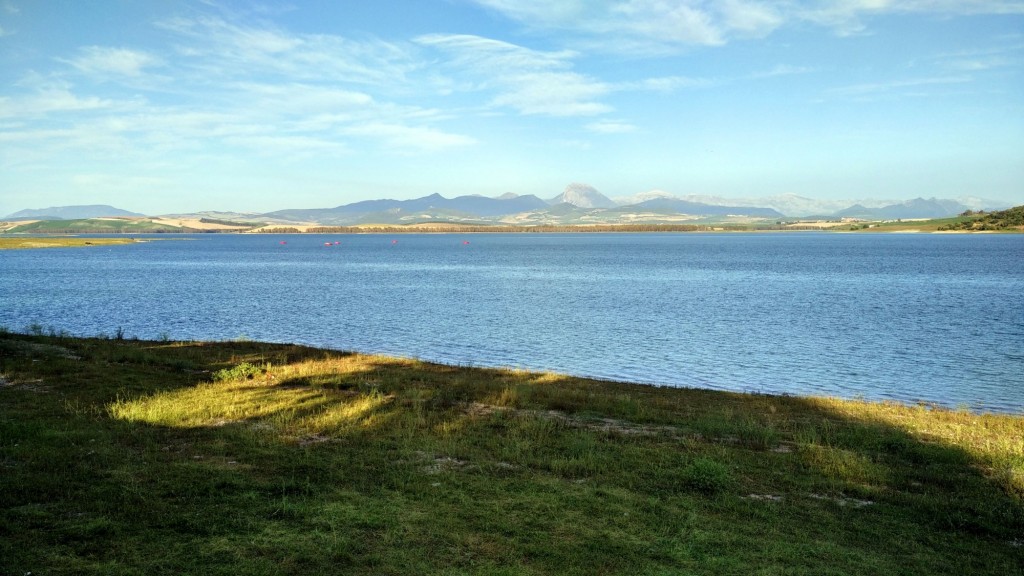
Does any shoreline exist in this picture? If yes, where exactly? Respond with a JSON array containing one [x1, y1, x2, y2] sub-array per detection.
[[4, 329, 1018, 416], [1, 330, 1021, 574], [4, 223, 1019, 234]]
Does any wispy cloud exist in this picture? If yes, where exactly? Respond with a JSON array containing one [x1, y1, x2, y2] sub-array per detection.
[[156, 16, 418, 86], [470, 0, 1024, 50], [827, 75, 973, 99], [416, 34, 612, 116], [469, 0, 782, 51], [341, 123, 478, 152], [617, 75, 714, 91], [751, 64, 814, 79], [586, 120, 637, 134], [0, 78, 119, 119], [61, 46, 163, 77], [932, 42, 1023, 72], [0, 13, 480, 163]]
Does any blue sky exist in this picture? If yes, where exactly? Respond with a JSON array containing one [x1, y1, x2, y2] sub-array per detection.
[[1, 0, 1022, 216]]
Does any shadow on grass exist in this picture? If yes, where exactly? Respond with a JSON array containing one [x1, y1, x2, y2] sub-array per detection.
[[1, 333, 1022, 575]]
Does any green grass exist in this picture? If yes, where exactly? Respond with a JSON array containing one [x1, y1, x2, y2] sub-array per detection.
[[0, 237, 147, 250], [1, 332, 1021, 574], [5, 218, 189, 234]]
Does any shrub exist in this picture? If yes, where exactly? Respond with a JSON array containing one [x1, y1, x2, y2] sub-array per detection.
[[682, 457, 734, 495], [212, 362, 266, 382]]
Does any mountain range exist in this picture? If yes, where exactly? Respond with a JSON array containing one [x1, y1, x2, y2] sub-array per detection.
[[4, 205, 145, 221], [3, 186, 1013, 226]]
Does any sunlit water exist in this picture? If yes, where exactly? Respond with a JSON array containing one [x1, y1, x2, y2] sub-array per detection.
[[2, 233, 1021, 413]]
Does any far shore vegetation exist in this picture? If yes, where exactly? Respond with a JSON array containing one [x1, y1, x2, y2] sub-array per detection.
[[2, 205, 1021, 236], [1, 329, 1021, 574]]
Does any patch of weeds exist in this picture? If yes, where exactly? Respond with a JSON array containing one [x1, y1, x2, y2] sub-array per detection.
[[989, 455, 1024, 499], [212, 362, 269, 382], [799, 444, 887, 486], [682, 457, 734, 495], [736, 418, 779, 450]]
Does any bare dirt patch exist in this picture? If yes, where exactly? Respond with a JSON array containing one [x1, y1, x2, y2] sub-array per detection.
[[466, 403, 682, 437]]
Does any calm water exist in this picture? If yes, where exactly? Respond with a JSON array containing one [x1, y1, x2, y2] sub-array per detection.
[[2, 233, 1022, 413]]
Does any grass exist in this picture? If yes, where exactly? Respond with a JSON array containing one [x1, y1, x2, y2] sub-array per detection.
[[4, 218, 190, 234], [0, 237, 146, 250], [1, 332, 1021, 574]]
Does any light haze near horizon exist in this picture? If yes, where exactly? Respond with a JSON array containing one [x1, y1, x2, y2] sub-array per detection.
[[1, 0, 1022, 216]]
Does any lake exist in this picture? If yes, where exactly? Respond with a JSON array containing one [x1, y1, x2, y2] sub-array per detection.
[[2, 232, 1021, 413]]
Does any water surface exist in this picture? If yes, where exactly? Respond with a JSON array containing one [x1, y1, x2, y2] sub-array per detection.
[[2, 233, 1021, 412]]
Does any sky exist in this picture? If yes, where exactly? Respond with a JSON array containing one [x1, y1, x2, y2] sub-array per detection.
[[1, 0, 1022, 216]]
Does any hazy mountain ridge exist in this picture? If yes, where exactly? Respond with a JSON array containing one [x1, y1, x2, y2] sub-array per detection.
[[6, 186, 1015, 227], [622, 198, 783, 218], [4, 205, 146, 220], [263, 192, 549, 225]]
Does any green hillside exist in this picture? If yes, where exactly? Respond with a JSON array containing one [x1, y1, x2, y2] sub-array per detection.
[[6, 218, 189, 234], [938, 205, 1024, 231]]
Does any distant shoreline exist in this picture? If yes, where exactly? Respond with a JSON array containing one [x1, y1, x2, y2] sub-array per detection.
[[3, 223, 1021, 237]]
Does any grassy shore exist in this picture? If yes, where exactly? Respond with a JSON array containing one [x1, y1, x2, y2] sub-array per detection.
[[1, 332, 1021, 575], [0, 237, 145, 250]]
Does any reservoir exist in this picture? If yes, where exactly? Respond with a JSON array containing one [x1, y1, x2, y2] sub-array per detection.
[[2, 232, 1021, 413]]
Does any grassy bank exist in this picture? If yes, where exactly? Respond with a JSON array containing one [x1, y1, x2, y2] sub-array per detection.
[[1, 332, 1021, 574], [0, 237, 146, 250]]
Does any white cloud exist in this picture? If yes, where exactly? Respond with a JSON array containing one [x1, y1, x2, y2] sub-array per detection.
[[342, 123, 478, 152], [0, 84, 116, 119], [62, 46, 162, 77], [234, 83, 375, 115], [0, 13, 486, 162], [586, 120, 638, 134], [416, 34, 611, 116], [609, 1, 725, 46], [718, 0, 784, 36], [467, 0, 781, 50], [617, 75, 713, 91], [156, 16, 417, 86], [222, 134, 350, 156]]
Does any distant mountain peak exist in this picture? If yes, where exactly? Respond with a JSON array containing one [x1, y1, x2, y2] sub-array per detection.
[[4, 204, 146, 220], [550, 183, 617, 209], [613, 189, 677, 206]]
